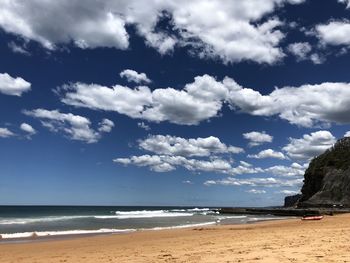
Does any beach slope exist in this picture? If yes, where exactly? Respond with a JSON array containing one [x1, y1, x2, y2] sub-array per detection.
[[1, 214, 350, 262]]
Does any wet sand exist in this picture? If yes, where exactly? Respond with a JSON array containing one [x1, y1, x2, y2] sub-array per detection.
[[1, 214, 350, 262]]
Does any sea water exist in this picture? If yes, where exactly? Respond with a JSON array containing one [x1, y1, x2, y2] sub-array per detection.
[[0, 206, 287, 241]]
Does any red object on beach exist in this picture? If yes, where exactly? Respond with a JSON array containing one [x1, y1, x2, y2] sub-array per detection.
[[301, 215, 324, 221]]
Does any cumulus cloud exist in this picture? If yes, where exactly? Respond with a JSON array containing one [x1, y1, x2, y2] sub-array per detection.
[[114, 154, 234, 174], [265, 162, 307, 177], [246, 189, 266, 194], [58, 82, 153, 119], [240, 161, 252, 167], [344, 131, 350, 137], [115, 154, 265, 175], [59, 74, 350, 128], [0, 1, 129, 50], [98, 119, 115, 133], [286, 42, 322, 64], [120, 69, 151, 84], [23, 109, 114, 143], [139, 135, 243, 157], [0, 73, 31, 96], [278, 190, 300, 195], [8, 41, 30, 55], [243, 131, 273, 147], [282, 131, 336, 160], [170, 1, 286, 64], [202, 160, 307, 189], [309, 53, 325, 64], [0, 0, 305, 64], [20, 123, 36, 135], [137, 122, 150, 131], [204, 177, 303, 187], [287, 42, 312, 60], [58, 74, 227, 125], [231, 165, 264, 175], [226, 78, 350, 127], [0, 127, 15, 138], [338, 0, 350, 9], [114, 134, 263, 175], [316, 21, 350, 46], [248, 149, 286, 159]]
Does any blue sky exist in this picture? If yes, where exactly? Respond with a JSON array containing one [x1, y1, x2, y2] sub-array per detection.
[[1, 0, 350, 206]]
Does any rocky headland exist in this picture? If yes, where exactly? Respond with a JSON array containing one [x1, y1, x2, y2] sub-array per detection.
[[220, 137, 350, 216]]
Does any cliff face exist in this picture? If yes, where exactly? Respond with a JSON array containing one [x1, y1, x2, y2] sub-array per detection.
[[298, 137, 350, 207], [284, 194, 302, 207]]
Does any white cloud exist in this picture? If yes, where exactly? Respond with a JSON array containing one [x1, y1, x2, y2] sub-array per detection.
[[316, 21, 350, 46], [344, 131, 350, 137], [0, 0, 305, 64], [98, 119, 115, 133], [59, 74, 227, 125], [204, 177, 303, 187], [139, 135, 243, 157], [287, 42, 311, 60], [23, 109, 113, 143], [114, 154, 235, 174], [240, 161, 252, 167], [0, 127, 15, 138], [182, 180, 193, 184], [8, 41, 30, 55], [170, 1, 286, 64], [141, 76, 227, 125], [246, 189, 266, 194], [338, 0, 350, 9], [282, 131, 336, 160], [309, 53, 325, 64], [114, 134, 250, 175], [278, 190, 300, 195], [287, 0, 305, 4], [248, 149, 286, 159], [231, 165, 264, 175], [226, 78, 350, 127], [114, 154, 262, 175], [265, 162, 307, 177], [20, 123, 36, 135], [137, 122, 150, 131], [59, 82, 153, 119], [243, 131, 273, 147], [59, 74, 350, 128], [120, 69, 151, 84], [287, 42, 323, 64], [0, 1, 129, 50], [0, 73, 31, 96]]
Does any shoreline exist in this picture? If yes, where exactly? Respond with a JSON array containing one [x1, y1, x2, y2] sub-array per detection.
[[1, 214, 350, 262], [0, 216, 292, 244]]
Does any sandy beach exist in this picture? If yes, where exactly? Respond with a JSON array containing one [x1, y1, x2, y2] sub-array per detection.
[[1, 214, 350, 263]]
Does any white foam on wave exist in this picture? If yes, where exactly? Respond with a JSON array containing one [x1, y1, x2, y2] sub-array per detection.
[[0, 228, 136, 239], [147, 221, 217, 231], [0, 215, 93, 225], [0, 208, 215, 224], [0, 221, 217, 240], [95, 210, 193, 219], [171, 208, 211, 213], [188, 208, 210, 212]]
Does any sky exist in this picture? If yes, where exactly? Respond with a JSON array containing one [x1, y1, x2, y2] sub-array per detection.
[[1, 0, 350, 207]]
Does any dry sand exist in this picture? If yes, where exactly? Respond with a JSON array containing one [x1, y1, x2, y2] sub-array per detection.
[[1, 214, 350, 262]]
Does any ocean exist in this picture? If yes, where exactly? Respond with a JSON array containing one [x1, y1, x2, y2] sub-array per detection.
[[0, 206, 287, 241]]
